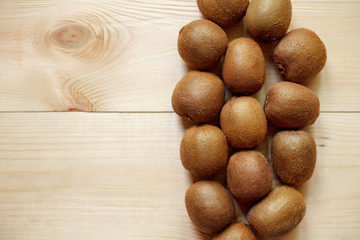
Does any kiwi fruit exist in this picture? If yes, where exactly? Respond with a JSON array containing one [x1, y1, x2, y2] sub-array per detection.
[[178, 19, 228, 69], [197, 0, 249, 27], [247, 185, 306, 238], [273, 28, 327, 83], [272, 130, 317, 186], [185, 180, 235, 234], [220, 96, 267, 149], [246, 0, 292, 41], [213, 223, 256, 240], [172, 71, 225, 123], [227, 151, 272, 203], [222, 38, 265, 94], [180, 124, 228, 177], [264, 81, 320, 129]]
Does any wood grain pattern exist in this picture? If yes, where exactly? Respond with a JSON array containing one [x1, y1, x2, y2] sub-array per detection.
[[0, 0, 359, 111], [1, 1, 360, 239], [0, 113, 359, 239]]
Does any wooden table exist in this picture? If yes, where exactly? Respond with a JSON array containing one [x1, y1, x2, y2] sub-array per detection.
[[0, 0, 359, 239]]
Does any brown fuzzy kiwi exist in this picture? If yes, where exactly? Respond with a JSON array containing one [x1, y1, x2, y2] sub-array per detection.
[[264, 81, 320, 129], [180, 124, 228, 177], [227, 151, 272, 203], [197, 0, 249, 27], [273, 28, 327, 83], [222, 38, 265, 94], [246, 0, 292, 41], [247, 185, 306, 238], [213, 223, 256, 240], [272, 130, 317, 186], [172, 71, 225, 123], [178, 19, 228, 69], [220, 96, 267, 149], [185, 180, 235, 234]]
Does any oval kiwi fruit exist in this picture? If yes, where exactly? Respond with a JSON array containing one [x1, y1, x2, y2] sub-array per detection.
[[197, 0, 249, 27], [185, 180, 235, 234], [273, 28, 327, 83], [272, 130, 317, 186], [178, 19, 228, 69], [220, 96, 267, 149], [222, 38, 265, 94], [246, 0, 292, 41], [180, 124, 228, 177], [172, 71, 225, 123], [247, 185, 306, 238], [227, 151, 272, 203], [264, 81, 320, 128], [213, 223, 256, 240]]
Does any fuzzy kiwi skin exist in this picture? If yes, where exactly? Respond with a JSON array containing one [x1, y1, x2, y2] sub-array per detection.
[[222, 38, 265, 94], [264, 81, 320, 129], [185, 180, 235, 234], [172, 71, 225, 123], [227, 151, 272, 203], [197, 0, 249, 27], [178, 19, 228, 69], [246, 0, 292, 41], [273, 28, 327, 83], [213, 223, 256, 240], [220, 96, 267, 149], [272, 130, 317, 186], [180, 125, 228, 177], [247, 186, 306, 238]]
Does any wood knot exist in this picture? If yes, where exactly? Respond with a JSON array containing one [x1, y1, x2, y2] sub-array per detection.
[[67, 108, 83, 112], [33, 11, 135, 67], [51, 25, 90, 49]]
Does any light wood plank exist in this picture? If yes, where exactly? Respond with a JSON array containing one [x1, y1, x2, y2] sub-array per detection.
[[0, 0, 359, 111], [0, 112, 359, 239]]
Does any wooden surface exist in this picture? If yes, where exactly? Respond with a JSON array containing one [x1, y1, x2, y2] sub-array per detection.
[[0, 0, 359, 239]]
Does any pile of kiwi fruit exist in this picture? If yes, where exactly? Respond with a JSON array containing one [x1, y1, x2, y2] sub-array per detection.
[[172, 0, 326, 239]]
